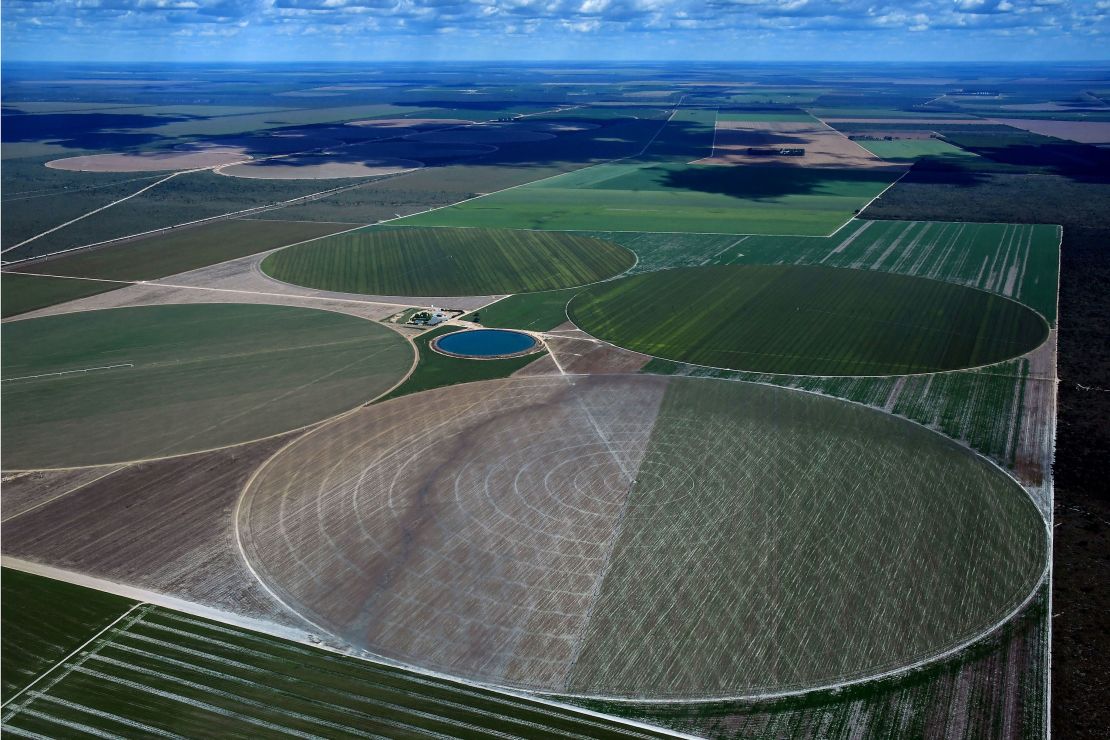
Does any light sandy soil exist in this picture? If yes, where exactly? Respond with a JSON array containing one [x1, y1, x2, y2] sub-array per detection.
[[518, 324, 651, 377], [694, 120, 904, 169], [217, 157, 422, 180], [2, 466, 128, 520], [46, 147, 251, 172], [988, 118, 1110, 144]]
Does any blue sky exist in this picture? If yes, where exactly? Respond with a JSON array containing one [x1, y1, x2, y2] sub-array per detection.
[[3, 0, 1108, 62]]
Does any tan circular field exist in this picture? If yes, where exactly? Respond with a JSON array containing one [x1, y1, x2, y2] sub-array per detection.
[[525, 121, 602, 133], [217, 156, 421, 179], [46, 147, 251, 172]]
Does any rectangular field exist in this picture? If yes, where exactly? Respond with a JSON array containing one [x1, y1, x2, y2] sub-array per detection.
[[854, 138, 979, 162], [0, 573, 666, 739], [694, 119, 899, 169], [402, 162, 897, 235]]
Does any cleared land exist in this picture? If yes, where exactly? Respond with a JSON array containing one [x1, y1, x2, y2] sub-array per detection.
[[1, 568, 135, 702], [238, 374, 1046, 698], [217, 156, 422, 179], [568, 264, 1048, 375], [854, 138, 978, 161], [46, 148, 251, 172], [402, 162, 897, 235], [694, 120, 899, 169], [262, 227, 634, 296], [1, 303, 411, 468], [0, 573, 666, 739], [988, 118, 1110, 144]]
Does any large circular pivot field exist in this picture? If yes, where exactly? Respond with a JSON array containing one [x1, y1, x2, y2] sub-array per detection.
[[237, 374, 1047, 699]]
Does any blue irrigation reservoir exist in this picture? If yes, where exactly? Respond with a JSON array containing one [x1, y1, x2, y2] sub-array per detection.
[[432, 329, 539, 359]]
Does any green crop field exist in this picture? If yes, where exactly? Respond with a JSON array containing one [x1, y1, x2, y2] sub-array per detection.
[[0, 572, 666, 739], [855, 138, 979, 161], [400, 162, 897, 235], [602, 219, 1061, 323], [378, 325, 544, 402], [569, 264, 1048, 375], [2, 304, 412, 468], [1, 568, 135, 703], [262, 226, 634, 296], [566, 377, 1047, 697], [1, 273, 118, 319], [465, 287, 583, 331]]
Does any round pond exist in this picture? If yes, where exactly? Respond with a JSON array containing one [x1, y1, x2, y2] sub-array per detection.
[[432, 328, 538, 359]]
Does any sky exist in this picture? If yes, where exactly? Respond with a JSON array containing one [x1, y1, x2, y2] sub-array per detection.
[[2, 0, 1109, 62]]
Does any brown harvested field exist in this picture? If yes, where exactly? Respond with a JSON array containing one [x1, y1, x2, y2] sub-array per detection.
[[693, 120, 903, 169], [0, 435, 303, 628], [1, 466, 127, 522], [216, 156, 422, 179], [46, 147, 251, 172], [988, 118, 1110, 144], [238, 374, 669, 692]]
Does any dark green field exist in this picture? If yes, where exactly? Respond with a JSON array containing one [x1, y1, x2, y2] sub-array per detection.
[[569, 265, 1049, 376], [0, 571, 665, 738], [465, 286, 582, 331], [262, 226, 634, 296], [1, 568, 135, 703], [1, 273, 118, 319], [2, 304, 412, 468]]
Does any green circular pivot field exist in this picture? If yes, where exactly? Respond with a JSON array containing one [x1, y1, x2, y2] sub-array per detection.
[[568, 264, 1049, 376], [261, 227, 635, 297], [1, 304, 412, 469]]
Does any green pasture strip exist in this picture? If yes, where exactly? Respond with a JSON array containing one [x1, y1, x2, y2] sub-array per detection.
[[262, 227, 634, 296], [1, 569, 136, 703], [14, 219, 354, 283], [464, 287, 583, 332], [1, 273, 117, 319], [379, 325, 544, 402], [1, 304, 412, 469], [566, 377, 1046, 697], [569, 264, 1047, 376], [854, 139, 978, 162], [717, 111, 816, 122], [1, 600, 668, 739], [809, 108, 978, 119], [402, 164, 895, 236]]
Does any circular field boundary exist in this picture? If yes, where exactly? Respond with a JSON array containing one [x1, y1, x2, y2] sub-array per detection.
[[231, 372, 1050, 703], [565, 264, 1053, 380], [0, 303, 420, 473]]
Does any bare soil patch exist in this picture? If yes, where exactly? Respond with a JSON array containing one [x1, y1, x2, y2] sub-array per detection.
[[217, 156, 422, 179], [694, 120, 902, 169], [988, 118, 1110, 145], [46, 147, 251, 172]]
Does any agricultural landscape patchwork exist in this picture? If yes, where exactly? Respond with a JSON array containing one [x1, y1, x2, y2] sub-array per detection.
[[1, 61, 1107, 739]]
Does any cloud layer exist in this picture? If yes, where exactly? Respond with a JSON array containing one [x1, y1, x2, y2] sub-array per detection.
[[3, 0, 1108, 60]]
